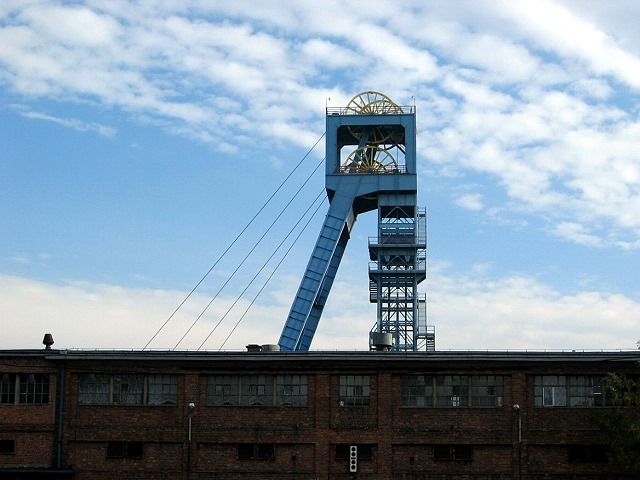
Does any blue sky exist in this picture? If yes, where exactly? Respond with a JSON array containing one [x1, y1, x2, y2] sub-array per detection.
[[1, 0, 639, 351]]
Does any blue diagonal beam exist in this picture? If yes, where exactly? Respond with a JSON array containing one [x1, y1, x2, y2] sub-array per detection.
[[278, 192, 355, 351]]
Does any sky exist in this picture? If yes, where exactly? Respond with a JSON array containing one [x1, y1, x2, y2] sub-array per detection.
[[1, 0, 640, 352]]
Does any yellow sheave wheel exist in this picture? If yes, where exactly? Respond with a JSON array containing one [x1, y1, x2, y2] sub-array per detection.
[[344, 91, 404, 115], [343, 146, 398, 173]]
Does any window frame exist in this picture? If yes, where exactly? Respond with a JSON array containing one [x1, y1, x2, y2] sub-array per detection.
[[237, 443, 275, 460], [534, 375, 609, 407], [106, 441, 144, 459], [78, 373, 178, 406], [0, 373, 50, 405], [433, 444, 473, 461], [338, 375, 371, 406], [401, 375, 503, 408], [207, 375, 308, 407]]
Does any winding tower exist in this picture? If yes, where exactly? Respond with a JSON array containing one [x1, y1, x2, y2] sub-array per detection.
[[278, 92, 434, 352]]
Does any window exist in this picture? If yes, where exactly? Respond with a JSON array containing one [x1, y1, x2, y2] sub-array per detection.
[[0, 440, 15, 454], [339, 375, 370, 406], [335, 444, 374, 460], [0, 373, 49, 404], [535, 376, 567, 407], [569, 376, 607, 406], [237, 443, 275, 460], [402, 375, 503, 407], [208, 375, 240, 406], [434, 445, 472, 461], [242, 375, 273, 406], [535, 376, 609, 407], [0, 374, 16, 404], [107, 441, 144, 459], [78, 374, 110, 404], [207, 375, 308, 407], [568, 445, 608, 463], [148, 374, 178, 406], [113, 374, 144, 405], [436, 376, 469, 407], [78, 374, 177, 405], [471, 375, 504, 407], [402, 375, 434, 407], [276, 375, 308, 406]]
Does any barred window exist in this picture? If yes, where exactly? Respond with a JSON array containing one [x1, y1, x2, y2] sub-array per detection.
[[78, 374, 177, 405], [1, 374, 50, 404], [436, 376, 469, 407], [207, 375, 308, 407], [401, 375, 434, 407], [339, 375, 370, 406]]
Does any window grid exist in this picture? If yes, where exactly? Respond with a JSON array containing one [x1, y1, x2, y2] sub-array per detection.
[[0, 374, 16, 404], [0, 373, 49, 404], [276, 375, 308, 406], [436, 375, 469, 407], [113, 374, 145, 405], [402, 375, 503, 407], [78, 374, 177, 405], [207, 375, 308, 407], [339, 375, 370, 406], [535, 375, 609, 407], [148, 374, 179, 406]]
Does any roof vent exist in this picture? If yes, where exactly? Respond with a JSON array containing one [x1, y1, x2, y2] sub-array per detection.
[[42, 333, 54, 350], [261, 344, 281, 352]]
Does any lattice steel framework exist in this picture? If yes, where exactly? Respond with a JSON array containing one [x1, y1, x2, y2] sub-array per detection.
[[278, 92, 434, 352]]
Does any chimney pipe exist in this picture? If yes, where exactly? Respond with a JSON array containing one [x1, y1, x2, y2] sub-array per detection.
[[42, 333, 54, 349]]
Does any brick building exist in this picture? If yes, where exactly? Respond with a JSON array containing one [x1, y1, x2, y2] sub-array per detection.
[[1, 347, 638, 479]]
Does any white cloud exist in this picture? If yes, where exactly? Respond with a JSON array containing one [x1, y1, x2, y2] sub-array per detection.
[[1, 0, 640, 251], [428, 270, 639, 351], [552, 222, 604, 248], [454, 193, 484, 211], [1, 273, 637, 352], [18, 109, 117, 138]]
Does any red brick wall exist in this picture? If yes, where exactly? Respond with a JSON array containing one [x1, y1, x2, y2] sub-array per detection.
[[1, 352, 638, 479]]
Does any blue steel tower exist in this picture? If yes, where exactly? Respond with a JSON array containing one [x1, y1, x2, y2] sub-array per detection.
[[278, 92, 434, 352]]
